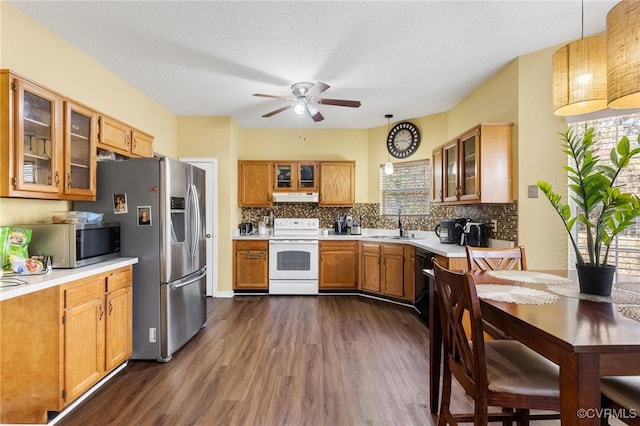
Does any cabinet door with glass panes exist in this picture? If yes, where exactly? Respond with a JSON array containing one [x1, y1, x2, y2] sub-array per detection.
[[442, 140, 459, 202], [64, 101, 97, 198], [296, 162, 318, 191], [273, 162, 295, 191], [14, 78, 63, 196], [458, 128, 480, 202]]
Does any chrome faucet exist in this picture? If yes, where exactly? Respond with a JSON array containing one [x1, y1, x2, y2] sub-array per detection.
[[398, 208, 404, 237]]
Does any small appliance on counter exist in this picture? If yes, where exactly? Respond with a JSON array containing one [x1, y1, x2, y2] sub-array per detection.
[[239, 222, 253, 235], [349, 216, 362, 235], [333, 214, 349, 235], [461, 222, 490, 247], [434, 218, 469, 244]]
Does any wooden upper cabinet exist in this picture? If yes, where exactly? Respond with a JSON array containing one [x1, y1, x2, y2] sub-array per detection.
[[273, 161, 319, 192], [1, 72, 64, 199], [64, 101, 97, 199], [1, 69, 154, 201], [319, 161, 355, 206], [238, 161, 272, 207], [431, 123, 513, 204], [98, 116, 154, 158], [131, 129, 154, 158], [431, 148, 443, 202]]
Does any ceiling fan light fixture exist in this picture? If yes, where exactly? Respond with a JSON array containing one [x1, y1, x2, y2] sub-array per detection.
[[293, 101, 306, 116]]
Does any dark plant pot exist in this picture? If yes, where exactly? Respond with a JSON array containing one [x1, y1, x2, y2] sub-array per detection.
[[576, 263, 616, 296]]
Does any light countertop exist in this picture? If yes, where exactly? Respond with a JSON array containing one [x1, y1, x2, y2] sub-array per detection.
[[231, 229, 484, 258], [0, 257, 138, 302]]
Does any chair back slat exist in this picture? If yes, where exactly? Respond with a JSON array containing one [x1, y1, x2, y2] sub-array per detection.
[[433, 259, 489, 397], [466, 246, 527, 271]]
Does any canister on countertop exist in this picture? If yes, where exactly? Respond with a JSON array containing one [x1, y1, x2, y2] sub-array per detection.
[[258, 221, 267, 235]]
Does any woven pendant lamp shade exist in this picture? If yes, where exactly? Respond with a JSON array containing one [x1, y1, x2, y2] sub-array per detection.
[[552, 34, 607, 116], [607, 0, 640, 109]]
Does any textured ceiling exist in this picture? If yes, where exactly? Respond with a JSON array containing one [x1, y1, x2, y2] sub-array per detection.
[[10, 0, 618, 129]]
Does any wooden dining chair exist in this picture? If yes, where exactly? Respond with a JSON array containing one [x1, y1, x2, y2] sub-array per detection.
[[466, 246, 527, 271], [432, 259, 560, 425], [601, 376, 640, 425]]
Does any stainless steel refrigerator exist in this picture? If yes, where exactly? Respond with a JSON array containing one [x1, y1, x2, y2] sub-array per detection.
[[76, 156, 206, 362]]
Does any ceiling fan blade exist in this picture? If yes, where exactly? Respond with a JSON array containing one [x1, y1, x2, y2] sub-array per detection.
[[253, 93, 290, 101], [307, 104, 324, 122], [318, 98, 361, 108], [306, 82, 330, 98], [262, 105, 293, 118]]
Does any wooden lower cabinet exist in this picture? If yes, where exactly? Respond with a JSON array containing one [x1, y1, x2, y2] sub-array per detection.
[[381, 244, 405, 297], [359, 242, 414, 302], [0, 265, 133, 424], [360, 242, 381, 292], [319, 240, 358, 289], [233, 240, 269, 289]]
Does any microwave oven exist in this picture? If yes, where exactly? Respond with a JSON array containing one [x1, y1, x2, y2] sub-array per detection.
[[16, 222, 121, 268]]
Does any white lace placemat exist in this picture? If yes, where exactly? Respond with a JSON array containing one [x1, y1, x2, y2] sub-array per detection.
[[485, 270, 573, 285], [476, 284, 559, 305], [546, 283, 640, 305], [614, 282, 640, 294], [618, 305, 640, 323]]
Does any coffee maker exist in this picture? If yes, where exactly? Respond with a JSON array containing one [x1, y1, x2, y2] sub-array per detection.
[[461, 222, 490, 247], [434, 218, 469, 244]]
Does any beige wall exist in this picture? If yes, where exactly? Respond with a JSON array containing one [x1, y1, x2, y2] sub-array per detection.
[[0, 2, 178, 224], [177, 116, 237, 293], [516, 46, 570, 270]]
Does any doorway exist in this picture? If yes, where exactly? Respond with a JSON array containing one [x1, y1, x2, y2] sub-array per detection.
[[180, 158, 217, 296]]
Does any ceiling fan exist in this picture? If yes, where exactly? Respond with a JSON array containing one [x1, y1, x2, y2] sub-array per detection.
[[253, 82, 361, 122]]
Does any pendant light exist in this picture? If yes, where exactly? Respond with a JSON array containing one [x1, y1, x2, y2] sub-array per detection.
[[607, 0, 640, 109], [384, 114, 394, 175], [552, 0, 607, 116]]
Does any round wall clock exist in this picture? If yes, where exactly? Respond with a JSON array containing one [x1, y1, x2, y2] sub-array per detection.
[[387, 121, 421, 158]]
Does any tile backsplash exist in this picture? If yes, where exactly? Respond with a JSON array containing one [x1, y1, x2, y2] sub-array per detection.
[[241, 202, 518, 243]]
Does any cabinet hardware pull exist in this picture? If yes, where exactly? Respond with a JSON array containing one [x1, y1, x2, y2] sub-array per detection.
[[109, 300, 113, 316], [55, 171, 60, 187], [99, 303, 104, 320], [126, 134, 131, 147], [67, 173, 72, 189], [245, 252, 264, 259]]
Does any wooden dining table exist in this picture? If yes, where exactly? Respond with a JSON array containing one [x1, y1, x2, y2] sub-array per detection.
[[425, 269, 640, 425]]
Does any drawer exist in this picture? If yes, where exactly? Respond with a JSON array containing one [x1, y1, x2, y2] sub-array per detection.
[[106, 267, 133, 292], [62, 277, 104, 308]]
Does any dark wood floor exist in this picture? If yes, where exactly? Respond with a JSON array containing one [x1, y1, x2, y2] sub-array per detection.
[[56, 295, 559, 426]]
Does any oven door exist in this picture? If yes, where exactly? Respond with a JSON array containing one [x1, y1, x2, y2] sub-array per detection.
[[268, 239, 319, 280]]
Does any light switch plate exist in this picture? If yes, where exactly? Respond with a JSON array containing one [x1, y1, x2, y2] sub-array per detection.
[[528, 185, 539, 198]]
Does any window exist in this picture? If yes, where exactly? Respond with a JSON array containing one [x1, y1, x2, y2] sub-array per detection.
[[570, 112, 640, 276], [380, 159, 430, 216]]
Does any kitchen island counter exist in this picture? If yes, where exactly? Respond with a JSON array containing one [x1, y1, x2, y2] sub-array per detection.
[[0, 257, 138, 302]]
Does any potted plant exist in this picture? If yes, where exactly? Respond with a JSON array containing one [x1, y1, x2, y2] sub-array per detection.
[[537, 127, 640, 296]]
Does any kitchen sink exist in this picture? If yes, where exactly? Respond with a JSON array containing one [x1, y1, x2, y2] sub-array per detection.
[[368, 235, 414, 240]]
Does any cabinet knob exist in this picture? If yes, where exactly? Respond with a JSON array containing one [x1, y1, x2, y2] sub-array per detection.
[[206, 233, 212, 238]]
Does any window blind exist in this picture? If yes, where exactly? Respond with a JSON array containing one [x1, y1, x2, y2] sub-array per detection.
[[379, 159, 430, 216], [570, 114, 640, 276]]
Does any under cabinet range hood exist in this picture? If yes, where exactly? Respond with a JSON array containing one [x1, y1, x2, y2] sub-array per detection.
[[272, 192, 319, 203]]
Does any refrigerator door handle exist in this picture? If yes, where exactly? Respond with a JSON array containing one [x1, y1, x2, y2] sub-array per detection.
[[189, 183, 201, 259], [191, 185, 202, 257], [170, 267, 207, 289]]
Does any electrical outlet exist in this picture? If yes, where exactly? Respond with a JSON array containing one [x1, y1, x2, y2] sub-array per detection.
[[491, 219, 497, 232], [528, 185, 539, 198]]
